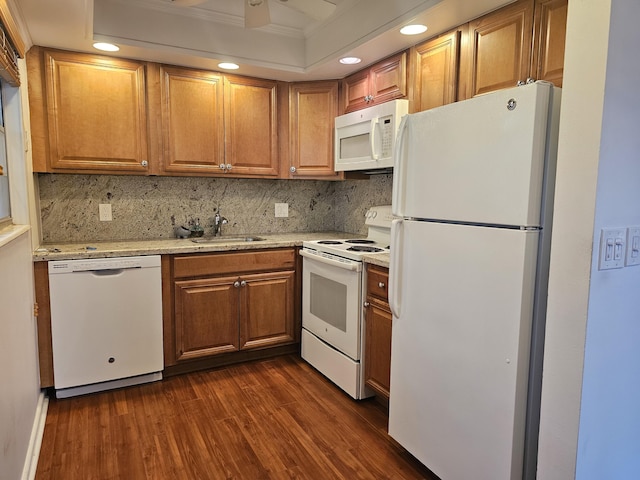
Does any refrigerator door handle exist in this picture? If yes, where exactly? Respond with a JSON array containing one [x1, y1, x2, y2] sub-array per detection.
[[391, 115, 409, 217], [389, 218, 404, 318]]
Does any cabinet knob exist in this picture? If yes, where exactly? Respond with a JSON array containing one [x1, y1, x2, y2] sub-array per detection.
[[526, 77, 536, 84], [240, 280, 247, 287], [378, 282, 385, 288], [226, 164, 232, 171], [219, 163, 226, 170], [233, 281, 240, 288], [290, 166, 296, 173], [363, 301, 370, 308], [141, 160, 148, 167]]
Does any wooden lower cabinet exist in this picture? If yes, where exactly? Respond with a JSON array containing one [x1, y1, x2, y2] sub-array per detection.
[[167, 248, 299, 372], [364, 264, 392, 400]]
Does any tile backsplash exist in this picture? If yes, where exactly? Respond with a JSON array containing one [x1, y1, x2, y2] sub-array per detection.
[[38, 174, 393, 243]]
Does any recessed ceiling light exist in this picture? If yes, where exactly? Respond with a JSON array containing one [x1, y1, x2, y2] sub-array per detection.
[[340, 57, 362, 65], [400, 24, 428, 35], [218, 62, 240, 70], [93, 42, 120, 52]]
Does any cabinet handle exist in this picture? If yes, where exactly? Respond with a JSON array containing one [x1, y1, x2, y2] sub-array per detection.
[[378, 282, 385, 288], [141, 160, 148, 167], [290, 166, 296, 173], [233, 281, 240, 288], [226, 164, 232, 171], [363, 301, 370, 308], [240, 280, 247, 287], [219, 164, 226, 170]]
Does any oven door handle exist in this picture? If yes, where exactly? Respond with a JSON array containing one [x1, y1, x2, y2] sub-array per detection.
[[300, 249, 362, 272]]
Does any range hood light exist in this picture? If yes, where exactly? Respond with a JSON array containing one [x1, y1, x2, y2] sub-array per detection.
[[400, 24, 427, 35], [93, 42, 120, 52], [339, 57, 361, 65]]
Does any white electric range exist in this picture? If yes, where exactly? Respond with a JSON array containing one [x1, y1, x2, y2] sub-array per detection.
[[299, 205, 392, 399]]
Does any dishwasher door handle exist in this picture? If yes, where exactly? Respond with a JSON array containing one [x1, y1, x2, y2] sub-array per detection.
[[80, 266, 142, 275]]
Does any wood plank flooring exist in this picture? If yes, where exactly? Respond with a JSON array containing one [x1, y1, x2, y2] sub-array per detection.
[[36, 354, 438, 480]]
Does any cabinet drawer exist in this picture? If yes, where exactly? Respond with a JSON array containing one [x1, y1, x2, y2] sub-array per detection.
[[174, 248, 296, 278], [367, 265, 389, 302]]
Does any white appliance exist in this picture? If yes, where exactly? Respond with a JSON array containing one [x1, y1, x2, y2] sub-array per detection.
[[388, 81, 561, 480], [300, 206, 393, 399], [48, 255, 164, 398], [334, 100, 408, 172]]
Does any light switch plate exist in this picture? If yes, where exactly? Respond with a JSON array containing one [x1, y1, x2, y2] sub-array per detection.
[[599, 228, 626, 270], [275, 203, 288, 218], [99, 203, 112, 222], [625, 226, 640, 267]]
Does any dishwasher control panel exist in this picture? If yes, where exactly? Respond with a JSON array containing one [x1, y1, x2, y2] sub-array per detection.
[[49, 255, 161, 273]]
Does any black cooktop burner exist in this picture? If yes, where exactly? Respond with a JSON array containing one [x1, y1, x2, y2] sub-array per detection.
[[347, 246, 384, 253], [317, 240, 343, 245], [345, 239, 376, 245]]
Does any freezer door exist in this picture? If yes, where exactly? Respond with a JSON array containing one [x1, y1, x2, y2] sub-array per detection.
[[388, 220, 539, 480], [392, 82, 554, 227]]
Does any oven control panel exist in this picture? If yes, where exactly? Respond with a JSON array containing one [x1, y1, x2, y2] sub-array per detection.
[[365, 205, 393, 228]]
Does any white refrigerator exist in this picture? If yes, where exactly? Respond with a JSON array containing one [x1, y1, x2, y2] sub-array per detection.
[[388, 81, 561, 480]]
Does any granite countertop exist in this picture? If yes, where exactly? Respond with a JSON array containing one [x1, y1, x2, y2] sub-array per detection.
[[361, 252, 390, 268]]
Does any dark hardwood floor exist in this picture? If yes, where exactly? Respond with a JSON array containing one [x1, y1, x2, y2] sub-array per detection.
[[36, 354, 438, 479]]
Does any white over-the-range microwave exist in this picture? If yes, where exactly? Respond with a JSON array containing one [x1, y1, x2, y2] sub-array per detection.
[[334, 99, 409, 172]]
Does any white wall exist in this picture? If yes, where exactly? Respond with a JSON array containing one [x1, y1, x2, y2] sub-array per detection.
[[0, 60, 42, 479], [539, 0, 640, 478], [575, 0, 640, 477], [0, 229, 40, 480]]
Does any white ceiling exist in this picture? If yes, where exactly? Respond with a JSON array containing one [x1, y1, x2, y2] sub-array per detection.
[[12, 0, 515, 81]]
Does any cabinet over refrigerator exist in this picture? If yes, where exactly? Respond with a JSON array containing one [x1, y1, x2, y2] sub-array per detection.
[[388, 81, 561, 480]]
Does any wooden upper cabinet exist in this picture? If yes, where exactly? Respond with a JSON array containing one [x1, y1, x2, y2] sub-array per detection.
[[288, 81, 341, 179], [32, 48, 149, 173], [410, 29, 461, 113], [223, 75, 279, 177], [531, 0, 567, 87], [342, 51, 407, 113], [463, 0, 535, 99], [158, 65, 224, 175]]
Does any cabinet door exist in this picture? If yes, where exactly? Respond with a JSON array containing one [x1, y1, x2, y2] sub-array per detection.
[[464, 0, 535, 98], [239, 270, 295, 350], [369, 51, 408, 106], [531, 0, 567, 87], [364, 297, 392, 399], [411, 30, 460, 112], [289, 81, 341, 179], [224, 75, 279, 176], [342, 69, 370, 113], [42, 50, 149, 173], [159, 66, 224, 174], [174, 276, 240, 361]]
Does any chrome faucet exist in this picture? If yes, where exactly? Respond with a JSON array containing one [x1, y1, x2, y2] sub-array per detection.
[[213, 211, 228, 236]]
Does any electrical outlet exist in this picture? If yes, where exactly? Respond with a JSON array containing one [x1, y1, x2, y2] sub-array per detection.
[[99, 203, 113, 221], [275, 203, 289, 218]]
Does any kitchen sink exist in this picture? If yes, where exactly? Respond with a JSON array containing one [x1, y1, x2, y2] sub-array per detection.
[[191, 236, 266, 244]]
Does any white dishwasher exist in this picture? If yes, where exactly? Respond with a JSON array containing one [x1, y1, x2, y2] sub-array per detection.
[[48, 255, 164, 398]]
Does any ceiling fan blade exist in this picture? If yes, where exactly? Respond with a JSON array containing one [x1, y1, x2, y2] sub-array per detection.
[[276, 0, 336, 21], [245, 0, 271, 29]]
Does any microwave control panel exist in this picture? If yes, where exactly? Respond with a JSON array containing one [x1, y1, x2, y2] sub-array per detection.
[[379, 116, 393, 157]]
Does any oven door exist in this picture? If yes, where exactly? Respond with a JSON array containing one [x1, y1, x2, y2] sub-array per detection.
[[300, 249, 363, 361]]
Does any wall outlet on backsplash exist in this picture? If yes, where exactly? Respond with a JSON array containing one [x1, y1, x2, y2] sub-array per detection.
[[275, 203, 289, 218], [99, 204, 112, 221]]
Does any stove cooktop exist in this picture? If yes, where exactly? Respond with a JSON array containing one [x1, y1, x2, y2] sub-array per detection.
[[302, 238, 389, 261]]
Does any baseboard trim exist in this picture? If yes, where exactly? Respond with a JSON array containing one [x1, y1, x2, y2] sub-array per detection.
[[22, 391, 49, 480]]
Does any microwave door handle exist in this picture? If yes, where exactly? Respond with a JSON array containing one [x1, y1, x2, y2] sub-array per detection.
[[369, 116, 380, 160]]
